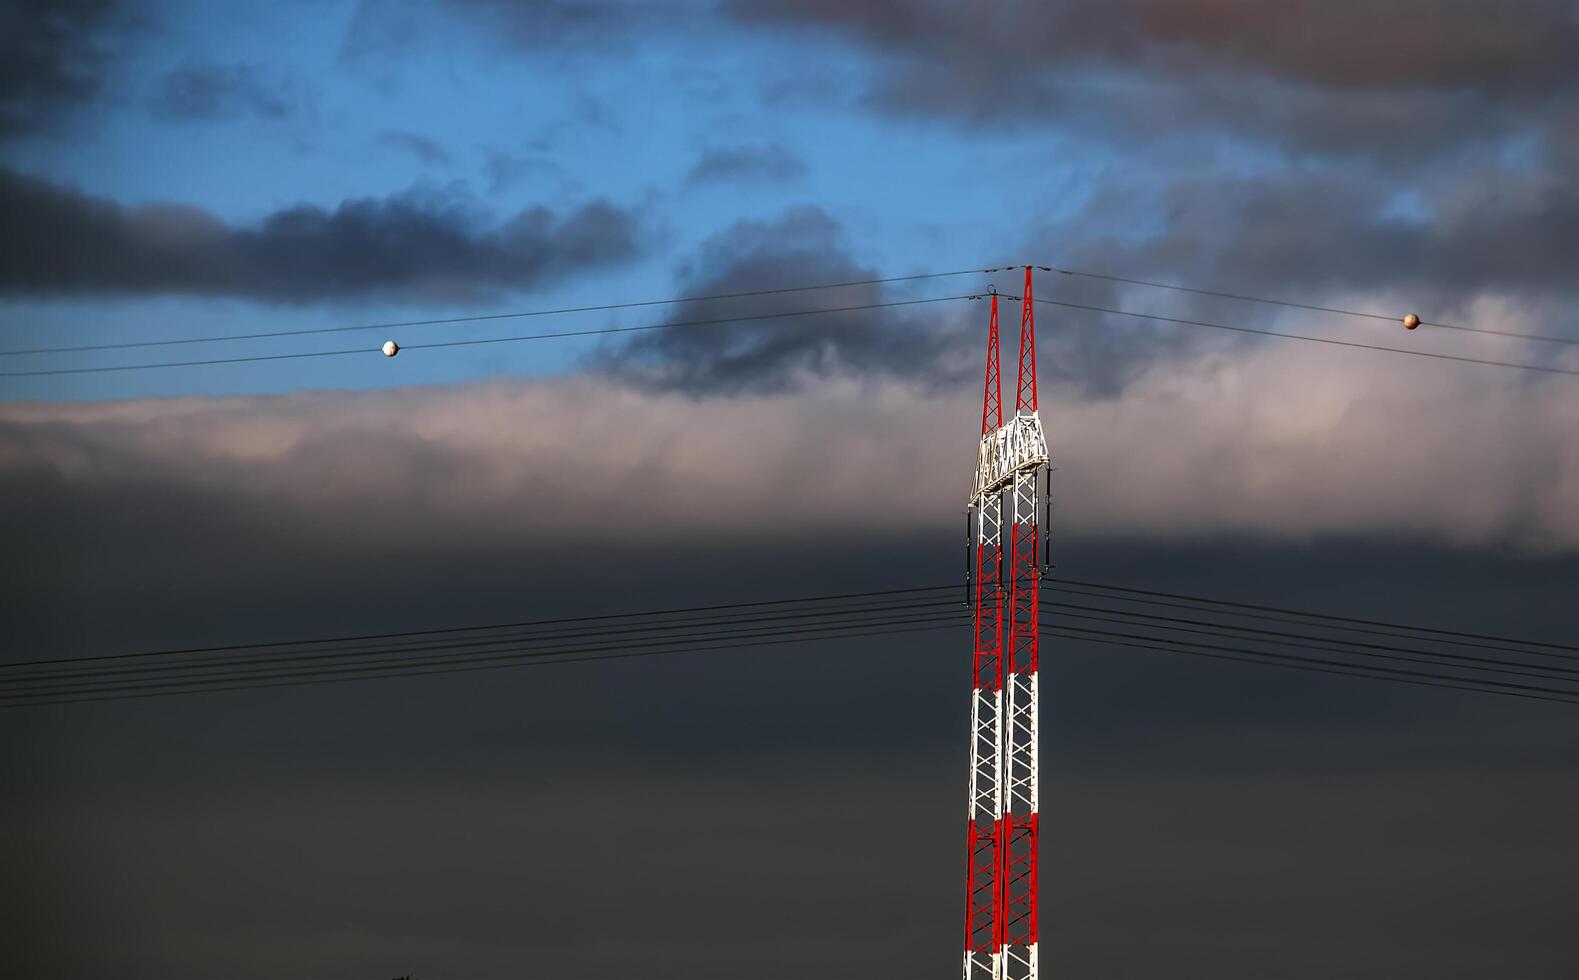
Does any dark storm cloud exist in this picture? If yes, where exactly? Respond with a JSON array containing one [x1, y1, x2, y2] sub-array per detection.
[[0, 0, 137, 139], [148, 60, 306, 122], [342, 0, 668, 60], [685, 142, 808, 186], [441, 0, 665, 46], [0, 166, 643, 301], [9, 755, 1573, 979], [607, 205, 972, 393], [728, 0, 1579, 95], [1113, 0, 1579, 94], [605, 208, 1208, 399], [1052, 165, 1579, 307], [3, 434, 1576, 980], [724, 1, 1579, 159], [3, 378, 1576, 979], [3, 379, 1576, 749]]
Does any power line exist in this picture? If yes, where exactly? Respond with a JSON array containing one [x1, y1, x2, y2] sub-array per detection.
[[11, 579, 1566, 683], [1047, 621, 1579, 703], [0, 583, 961, 670], [1041, 626, 1579, 706], [1041, 605, 1575, 682], [0, 268, 993, 357], [0, 595, 971, 699], [10, 261, 1568, 360], [3, 608, 967, 700], [12, 289, 1571, 381], [1040, 582, 1578, 663], [0, 295, 977, 378], [11, 607, 1572, 708], [4, 620, 970, 708], [1046, 577, 1579, 659], [2, 596, 968, 683], [5, 586, 1573, 708], [1035, 265, 1579, 347], [1030, 296, 1579, 378], [4, 618, 968, 708], [1048, 621, 1577, 701], [9, 580, 1567, 679]]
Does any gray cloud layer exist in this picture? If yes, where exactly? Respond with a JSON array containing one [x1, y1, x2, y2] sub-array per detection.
[[0, 166, 643, 301], [730, 0, 1579, 93], [1053, 162, 1579, 307], [5, 350, 1575, 556], [10, 757, 1572, 979], [726, 0, 1579, 159], [148, 60, 307, 122], [377, 128, 452, 166], [686, 142, 808, 186], [0, 0, 134, 139], [6, 365, 1575, 976], [4, 368, 1576, 973], [341, 0, 670, 61], [609, 206, 972, 393]]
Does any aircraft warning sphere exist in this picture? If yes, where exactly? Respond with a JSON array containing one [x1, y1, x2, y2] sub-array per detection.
[[1402, 313, 1420, 330], [382, 340, 399, 357]]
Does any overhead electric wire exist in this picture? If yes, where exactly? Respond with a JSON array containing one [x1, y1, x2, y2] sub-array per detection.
[[1040, 604, 1576, 682], [1040, 582, 1579, 663], [2, 596, 968, 684], [0, 587, 966, 688], [10, 608, 1571, 708], [1026, 296, 1579, 378], [1023, 573, 1576, 674], [1035, 615, 1579, 700], [0, 267, 994, 356], [3, 607, 968, 701], [0, 583, 962, 670], [1033, 583, 1579, 699], [1035, 265, 1579, 347], [5, 581, 1574, 709], [8, 620, 970, 708], [8, 261, 1568, 359], [11, 288, 1570, 380], [1045, 576, 1579, 659], [11, 605, 1571, 708], [0, 296, 978, 379], [5, 263, 1571, 381], [5, 618, 969, 709], [11, 583, 1564, 689], [2, 603, 965, 689], [1040, 626, 1579, 706], [7, 583, 1567, 682]]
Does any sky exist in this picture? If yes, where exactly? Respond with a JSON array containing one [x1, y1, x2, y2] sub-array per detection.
[[1, 2, 1577, 978]]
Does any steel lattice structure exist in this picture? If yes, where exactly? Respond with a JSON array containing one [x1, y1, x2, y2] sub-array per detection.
[[963, 269, 1049, 980]]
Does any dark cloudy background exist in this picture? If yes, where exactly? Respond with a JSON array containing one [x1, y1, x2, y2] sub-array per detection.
[[2, 2, 1577, 978]]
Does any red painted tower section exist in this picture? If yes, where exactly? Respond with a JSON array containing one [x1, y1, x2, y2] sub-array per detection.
[[982, 295, 1003, 435], [962, 294, 1006, 980], [999, 268, 1042, 979], [1016, 266, 1038, 414]]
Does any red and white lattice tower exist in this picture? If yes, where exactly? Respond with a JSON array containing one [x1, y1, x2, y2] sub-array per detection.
[[962, 268, 1048, 980]]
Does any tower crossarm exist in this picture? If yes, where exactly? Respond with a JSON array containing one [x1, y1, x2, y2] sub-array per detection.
[[972, 413, 1049, 505]]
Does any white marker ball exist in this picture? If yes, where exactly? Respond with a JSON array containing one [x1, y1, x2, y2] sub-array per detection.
[[382, 340, 399, 357], [1402, 313, 1420, 331]]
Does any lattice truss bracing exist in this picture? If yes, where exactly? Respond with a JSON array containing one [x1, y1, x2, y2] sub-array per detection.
[[962, 270, 1049, 980]]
